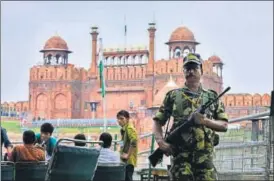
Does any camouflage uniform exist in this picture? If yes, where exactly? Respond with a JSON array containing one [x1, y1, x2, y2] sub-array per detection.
[[154, 86, 228, 180], [154, 71, 228, 180]]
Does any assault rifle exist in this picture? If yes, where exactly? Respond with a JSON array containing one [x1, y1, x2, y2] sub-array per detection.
[[149, 86, 231, 167]]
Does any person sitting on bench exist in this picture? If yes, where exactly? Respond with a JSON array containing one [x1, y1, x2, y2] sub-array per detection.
[[9, 130, 45, 162], [74, 133, 87, 147], [98, 132, 120, 164]]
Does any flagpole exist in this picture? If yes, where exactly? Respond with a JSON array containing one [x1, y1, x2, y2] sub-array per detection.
[[103, 93, 107, 132], [124, 14, 127, 65], [124, 15, 127, 50], [99, 38, 107, 132]]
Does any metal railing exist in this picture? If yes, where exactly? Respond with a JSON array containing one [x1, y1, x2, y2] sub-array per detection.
[[25, 119, 119, 128], [214, 110, 273, 180], [4, 110, 273, 180], [134, 109, 273, 180]]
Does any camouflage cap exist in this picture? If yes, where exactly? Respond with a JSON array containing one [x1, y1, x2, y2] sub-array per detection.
[[183, 53, 202, 66]]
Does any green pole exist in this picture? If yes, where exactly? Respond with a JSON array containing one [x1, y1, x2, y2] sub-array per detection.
[[114, 134, 118, 151], [148, 134, 155, 181]]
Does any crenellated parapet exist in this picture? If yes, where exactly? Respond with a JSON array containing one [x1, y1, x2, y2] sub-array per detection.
[[30, 64, 88, 82], [223, 93, 271, 107]]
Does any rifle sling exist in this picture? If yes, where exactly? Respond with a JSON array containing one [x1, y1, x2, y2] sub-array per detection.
[[179, 89, 212, 146], [164, 117, 170, 138]]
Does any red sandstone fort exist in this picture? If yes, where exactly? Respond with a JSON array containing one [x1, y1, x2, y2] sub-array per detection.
[[1, 23, 271, 125]]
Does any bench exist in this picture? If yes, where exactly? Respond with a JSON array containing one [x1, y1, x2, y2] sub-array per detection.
[[45, 138, 102, 181], [1, 161, 15, 181], [93, 163, 126, 181]]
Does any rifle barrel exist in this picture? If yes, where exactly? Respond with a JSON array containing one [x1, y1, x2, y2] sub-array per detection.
[[203, 87, 231, 110]]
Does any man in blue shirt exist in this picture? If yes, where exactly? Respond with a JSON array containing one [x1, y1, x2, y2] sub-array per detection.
[[35, 123, 57, 160], [98, 132, 120, 164]]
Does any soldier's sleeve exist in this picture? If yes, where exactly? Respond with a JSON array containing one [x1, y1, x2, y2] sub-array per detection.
[[209, 90, 229, 122], [153, 90, 174, 126], [215, 100, 229, 122]]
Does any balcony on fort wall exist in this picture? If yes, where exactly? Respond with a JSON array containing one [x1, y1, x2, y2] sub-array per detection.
[[102, 46, 149, 67]]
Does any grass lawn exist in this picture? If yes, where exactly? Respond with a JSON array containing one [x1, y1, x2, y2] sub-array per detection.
[[1, 120, 22, 133], [1, 120, 121, 135], [2, 120, 260, 142]]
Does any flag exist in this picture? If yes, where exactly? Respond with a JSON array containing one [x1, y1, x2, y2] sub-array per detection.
[[98, 38, 105, 98]]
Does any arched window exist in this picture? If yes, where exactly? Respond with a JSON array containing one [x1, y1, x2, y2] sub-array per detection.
[[47, 54, 52, 64], [114, 57, 119, 65], [174, 48, 181, 58], [141, 55, 147, 64], [182, 47, 190, 57], [104, 57, 107, 65], [118, 57, 122, 65], [128, 56, 133, 64], [135, 55, 140, 64], [107, 57, 113, 65], [56, 54, 61, 64], [60, 56, 64, 64], [120, 56, 126, 64]]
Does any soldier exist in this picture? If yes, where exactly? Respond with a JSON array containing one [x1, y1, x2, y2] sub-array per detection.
[[152, 53, 229, 181]]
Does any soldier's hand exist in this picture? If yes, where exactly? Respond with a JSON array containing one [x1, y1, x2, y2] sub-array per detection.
[[193, 112, 207, 125], [157, 139, 174, 156]]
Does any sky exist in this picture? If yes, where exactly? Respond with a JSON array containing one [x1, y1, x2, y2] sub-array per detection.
[[1, 1, 273, 102]]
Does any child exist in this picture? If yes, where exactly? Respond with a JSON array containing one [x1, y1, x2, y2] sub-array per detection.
[[35, 123, 57, 160], [74, 133, 87, 147], [98, 132, 120, 163], [116, 110, 138, 181]]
